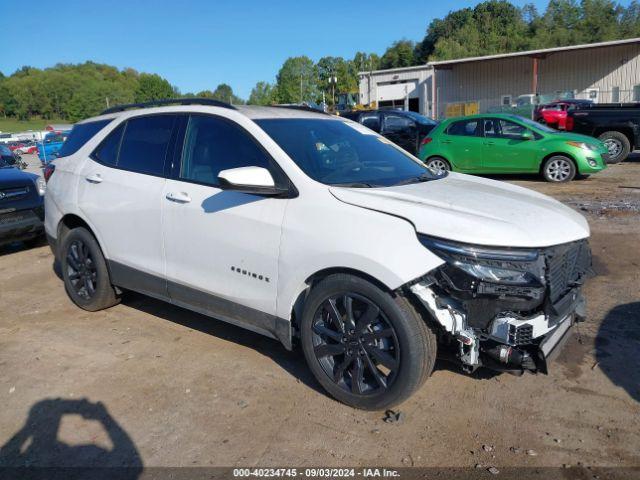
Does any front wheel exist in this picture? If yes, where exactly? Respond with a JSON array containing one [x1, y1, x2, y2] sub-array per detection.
[[542, 155, 576, 183], [61, 227, 120, 311], [425, 156, 451, 175], [598, 131, 630, 164], [300, 274, 436, 410]]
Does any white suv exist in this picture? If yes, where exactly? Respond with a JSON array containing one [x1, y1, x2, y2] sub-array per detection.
[[44, 99, 592, 409]]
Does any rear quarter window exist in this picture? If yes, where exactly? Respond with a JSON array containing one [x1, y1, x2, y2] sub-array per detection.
[[58, 120, 112, 158]]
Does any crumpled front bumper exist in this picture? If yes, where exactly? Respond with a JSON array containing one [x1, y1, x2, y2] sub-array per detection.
[[409, 280, 585, 374]]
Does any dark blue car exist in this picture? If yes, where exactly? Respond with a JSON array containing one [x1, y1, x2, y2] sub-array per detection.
[[0, 145, 45, 246]]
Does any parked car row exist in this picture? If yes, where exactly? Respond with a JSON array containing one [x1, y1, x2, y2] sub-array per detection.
[[344, 108, 608, 182]]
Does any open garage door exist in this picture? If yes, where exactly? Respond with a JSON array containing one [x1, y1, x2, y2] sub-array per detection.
[[376, 81, 420, 112]]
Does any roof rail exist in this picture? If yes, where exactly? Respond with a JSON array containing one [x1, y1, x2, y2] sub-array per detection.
[[271, 104, 331, 115], [101, 97, 237, 115]]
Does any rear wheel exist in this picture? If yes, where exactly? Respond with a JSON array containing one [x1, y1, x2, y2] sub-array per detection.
[[542, 155, 576, 183], [61, 227, 119, 311], [426, 156, 451, 175], [300, 274, 436, 410], [598, 131, 630, 164]]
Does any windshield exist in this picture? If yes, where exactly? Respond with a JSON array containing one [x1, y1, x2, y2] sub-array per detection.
[[401, 111, 437, 125], [256, 118, 441, 187], [515, 116, 557, 133]]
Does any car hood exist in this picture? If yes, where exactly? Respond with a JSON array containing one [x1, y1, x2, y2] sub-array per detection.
[[551, 131, 602, 145], [0, 167, 37, 188], [329, 172, 589, 248]]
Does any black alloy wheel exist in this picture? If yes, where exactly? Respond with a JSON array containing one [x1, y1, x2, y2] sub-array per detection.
[[61, 227, 119, 311], [66, 239, 98, 300], [311, 293, 400, 395]]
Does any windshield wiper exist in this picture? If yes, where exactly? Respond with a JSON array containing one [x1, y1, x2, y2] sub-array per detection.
[[328, 182, 379, 188], [392, 173, 434, 186]]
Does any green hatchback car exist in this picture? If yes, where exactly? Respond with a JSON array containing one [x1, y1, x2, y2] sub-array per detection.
[[418, 114, 607, 182]]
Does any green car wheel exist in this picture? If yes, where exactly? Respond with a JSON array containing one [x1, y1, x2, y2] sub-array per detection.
[[542, 155, 576, 183], [426, 157, 451, 174]]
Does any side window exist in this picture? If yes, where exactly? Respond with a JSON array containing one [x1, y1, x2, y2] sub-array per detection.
[[117, 115, 175, 176], [180, 115, 272, 187], [359, 113, 380, 132], [447, 119, 479, 136], [497, 119, 529, 140], [91, 124, 125, 167], [383, 114, 415, 132]]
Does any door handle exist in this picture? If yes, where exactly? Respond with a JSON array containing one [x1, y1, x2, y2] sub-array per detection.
[[485, 141, 496, 146], [166, 191, 191, 204], [85, 173, 103, 184], [441, 140, 452, 144]]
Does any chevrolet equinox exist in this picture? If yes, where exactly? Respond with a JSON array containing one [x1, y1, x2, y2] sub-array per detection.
[[44, 99, 592, 410]]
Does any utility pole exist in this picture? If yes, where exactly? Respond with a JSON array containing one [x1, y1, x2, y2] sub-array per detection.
[[300, 73, 303, 103], [329, 75, 337, 109]]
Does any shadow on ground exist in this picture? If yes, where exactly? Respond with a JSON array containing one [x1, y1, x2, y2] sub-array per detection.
[[121, 292, 326, 396], [0, 398, 142, 479], [596, 302, 640, 403]]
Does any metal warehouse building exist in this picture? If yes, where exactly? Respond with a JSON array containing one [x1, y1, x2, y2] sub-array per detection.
[[358, 38, 640, 119]]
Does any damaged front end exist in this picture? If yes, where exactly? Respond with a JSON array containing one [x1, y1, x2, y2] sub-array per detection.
[[408, 235, 592, 375]]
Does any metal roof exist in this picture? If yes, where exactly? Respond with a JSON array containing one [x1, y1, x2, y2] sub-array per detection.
[[429, 37, 640, 67], [358, 38, 640, 76]]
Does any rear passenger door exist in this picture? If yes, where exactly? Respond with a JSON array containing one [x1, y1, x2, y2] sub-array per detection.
[[162, 114, 289, 326], [77, 114, 179, 298], [440, 118, 484, 171]]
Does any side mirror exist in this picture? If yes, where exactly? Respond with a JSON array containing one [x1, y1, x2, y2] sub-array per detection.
[[218, 166, 289, 196], [521, 131, 534, 141]]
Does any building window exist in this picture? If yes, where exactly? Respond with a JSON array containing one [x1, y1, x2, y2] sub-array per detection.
[[612, 86, 620, 103], [634, 85, 640, 102], [501, 95, 512, 106]]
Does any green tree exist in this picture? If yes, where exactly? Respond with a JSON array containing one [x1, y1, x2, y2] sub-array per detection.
[[248, 81, 275, 105], [578, 0, 623, 41], [275, 56, 318, 104], [380, 40, 417, 69], [620, 0, 640, 36], [134, 73, 176, 102]]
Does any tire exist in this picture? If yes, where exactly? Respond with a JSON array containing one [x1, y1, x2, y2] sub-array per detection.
[[598, 131, 630, 164], [425, 156, 451, 175], [542, 155, 576, 183], [300, 274, 436, 410], [60, 227, 119, 311]]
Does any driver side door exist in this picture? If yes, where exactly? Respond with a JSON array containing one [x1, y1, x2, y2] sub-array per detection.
[[482, 118, 539, 172], [162, 114, 290, 331]]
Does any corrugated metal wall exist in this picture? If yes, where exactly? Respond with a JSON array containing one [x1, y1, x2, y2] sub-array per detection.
[[360, 42, 640, 117], [436, 42, 640, 111]]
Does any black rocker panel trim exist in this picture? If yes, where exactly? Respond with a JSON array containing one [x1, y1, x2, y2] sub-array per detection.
[[108, 261, 292, 349]]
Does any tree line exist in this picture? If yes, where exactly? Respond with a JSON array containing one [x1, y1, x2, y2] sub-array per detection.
[[1, 0, 639, 122]]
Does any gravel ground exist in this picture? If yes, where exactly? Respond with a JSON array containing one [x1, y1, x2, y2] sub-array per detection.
[[0, 155, 639, 475]]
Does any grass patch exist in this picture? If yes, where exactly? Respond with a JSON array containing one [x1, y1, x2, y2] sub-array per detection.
[[0, 118, 68, 133]]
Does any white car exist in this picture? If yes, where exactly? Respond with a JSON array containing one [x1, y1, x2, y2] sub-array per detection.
[[44, 99, 592, 409]]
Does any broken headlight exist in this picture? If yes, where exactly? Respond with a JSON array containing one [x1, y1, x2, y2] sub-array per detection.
[[418, 235, 543, 286]]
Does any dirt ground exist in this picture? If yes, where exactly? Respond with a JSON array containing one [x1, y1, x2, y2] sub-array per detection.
[[0, 154, 639, 474]]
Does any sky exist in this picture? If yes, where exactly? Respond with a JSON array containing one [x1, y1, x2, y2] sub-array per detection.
[[0, 0, 630, 99]]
